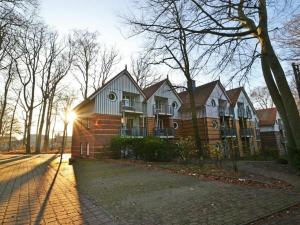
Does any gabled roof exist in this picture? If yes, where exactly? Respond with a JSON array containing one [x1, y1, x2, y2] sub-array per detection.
[[256, 108, 277, 127], [143, 79, 183, 103], [226, 87, 256, 113], [73, 69, 146, 111], [179, 80, 230, 110], [226, 87, 243, 106]]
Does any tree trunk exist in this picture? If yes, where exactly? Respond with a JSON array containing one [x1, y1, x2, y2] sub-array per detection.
[[43, 96, 54, 151], [258, 0, 300, 168], [187, 79, 203, 157], [35, 99, 48, 153], [8, 93, 20, 151], [25, 107, 33, 154]]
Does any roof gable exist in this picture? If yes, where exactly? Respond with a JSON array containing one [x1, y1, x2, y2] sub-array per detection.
[[256, 108, 277, 126], [226, 87, 256, 112], [143, 79, 183, 103], [179, 80, 230, 109]]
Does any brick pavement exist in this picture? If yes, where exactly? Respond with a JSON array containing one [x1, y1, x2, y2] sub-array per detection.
[[0, 154, 119, 225]]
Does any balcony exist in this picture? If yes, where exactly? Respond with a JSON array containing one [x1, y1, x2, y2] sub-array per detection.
[[240, 128, 253, 137], [120, 100, 143, 114], [153, 105, 174, 116], [219, 106, 235, 117], [153, 127, 175, 138], [220, 127, 237, 137], [120, 127, 147, 137], [238, 107, 245, 118]]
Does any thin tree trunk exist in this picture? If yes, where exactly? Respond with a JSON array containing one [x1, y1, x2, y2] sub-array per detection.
[[187, 79, 203, 157], [8, 92, 20, 151], [36, 99, 48, 153], [43, 95, 54, 151]]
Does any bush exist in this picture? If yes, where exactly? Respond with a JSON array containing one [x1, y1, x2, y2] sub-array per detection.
[[260, 147, 279, 160], [110, 136, 178, 162], [176, 137, 197, 163]]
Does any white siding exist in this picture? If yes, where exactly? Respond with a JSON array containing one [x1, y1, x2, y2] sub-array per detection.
[[205, 84, 230, 118], [95, 73, 145, 115], [146, 81, 182, 119], [234, 90, 257, 122]]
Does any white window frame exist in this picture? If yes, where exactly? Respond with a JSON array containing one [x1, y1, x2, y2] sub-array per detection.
[[80, 143, 83, 155], [86, 143, 90, 156]]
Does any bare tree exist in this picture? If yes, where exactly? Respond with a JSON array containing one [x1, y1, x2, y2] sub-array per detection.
[[8, 89, 21, 150], [15, 24, 46, 154], [130, 54, 161, 89], [250, 86, 274, 109], [71, 30, 99, 99], [126, 1, 203, 156], [126, 0, 300, 169], [91, 46, 120, 91]]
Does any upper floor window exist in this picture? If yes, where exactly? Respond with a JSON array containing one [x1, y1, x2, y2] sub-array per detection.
[[211, 99, 216, 107], [108, 91, 117, 101], [172, 101, 178, 109]]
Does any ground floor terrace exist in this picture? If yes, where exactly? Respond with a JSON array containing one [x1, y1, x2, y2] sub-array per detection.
[[1, 153, 300, 225]]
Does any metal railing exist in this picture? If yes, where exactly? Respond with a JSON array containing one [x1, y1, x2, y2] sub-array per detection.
[[120, 100, 143, 113], [120, 127, 147, 137], [240, 128, 253, 137], [153, 104, 174, 115], [219, 106, 235, 117], [153, 127, 175, 137], [220, 127, 237, 137]]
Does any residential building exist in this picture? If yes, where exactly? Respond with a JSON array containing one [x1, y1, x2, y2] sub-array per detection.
[[143, 79, 182, 138], [256, 108, 286, 156], [226, 87, 260, 157], [71, 69, 260, 159], [72, 69, 147, 158], [179, 80, 236, 157]]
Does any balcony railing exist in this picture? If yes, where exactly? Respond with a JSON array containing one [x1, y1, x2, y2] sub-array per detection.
[[120, 100, 143, 113], [120, 127, 147, 137], [220, 127, 237, 137], [153, 127, 175, 137], [219, 106, 235, 117], [153, 105, 174, 116], [240, 128, 253, 137]]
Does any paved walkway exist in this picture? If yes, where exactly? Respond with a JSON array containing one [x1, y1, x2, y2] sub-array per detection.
[[0, 154, 118, 225], [0, 154, 300, 225]]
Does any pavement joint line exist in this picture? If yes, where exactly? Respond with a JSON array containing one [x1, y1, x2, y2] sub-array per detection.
[[239, 201, 300, 225]]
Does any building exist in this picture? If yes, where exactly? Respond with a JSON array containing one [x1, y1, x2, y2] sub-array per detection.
[[256, 108, 286, 156], [71, 69, 260, 159], [226, 87, 260, 157]]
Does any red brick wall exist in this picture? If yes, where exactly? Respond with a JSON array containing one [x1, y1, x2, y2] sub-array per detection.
[[71, 114, 121, 159]]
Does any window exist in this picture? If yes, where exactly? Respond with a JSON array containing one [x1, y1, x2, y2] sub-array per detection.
[[108, 92, 117, 101], [173, 122, 179, 129], [86, 143, 90, 156], [80, 143, 83, 155], [212, 120, 218, 129], [211, 99, 216, 107], [172, 101, 178, 109]]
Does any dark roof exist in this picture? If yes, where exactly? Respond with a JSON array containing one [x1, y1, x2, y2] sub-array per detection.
[[256, 108, 277, 126], [73, 69, 146, 111], [226, 87, 256, 113], [143, 79, 167, 100], [226, 87, 243, 106], [179, 80, 229, 110], [143, 79, 183, 103]]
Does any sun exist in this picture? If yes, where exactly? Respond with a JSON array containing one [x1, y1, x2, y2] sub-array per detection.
[[67, 111, 77, 123]]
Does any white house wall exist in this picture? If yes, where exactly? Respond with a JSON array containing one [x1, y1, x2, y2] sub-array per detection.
[[95, 73, 145, 115], [205, 84, 229, 118], [234, 90, 257, 122], [146, 81, 182, 119]]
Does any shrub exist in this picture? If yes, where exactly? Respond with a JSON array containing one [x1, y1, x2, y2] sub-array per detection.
[[176, 137, 197, 163], [260, 147, 279, 160], [110, 136, 178, 162]]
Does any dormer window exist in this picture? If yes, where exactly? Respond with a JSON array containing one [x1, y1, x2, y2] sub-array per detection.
[[211, 99, 216, 107]]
